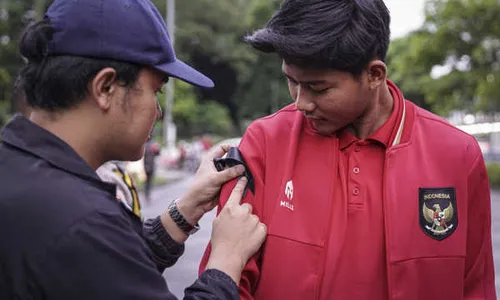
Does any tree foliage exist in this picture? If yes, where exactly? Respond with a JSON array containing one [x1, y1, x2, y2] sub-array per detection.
[[388, 0, 500, 116], [2, 0, 500, 131]]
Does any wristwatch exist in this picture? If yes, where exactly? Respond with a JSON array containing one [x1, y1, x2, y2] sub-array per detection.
[[168, 200, 200, 235]]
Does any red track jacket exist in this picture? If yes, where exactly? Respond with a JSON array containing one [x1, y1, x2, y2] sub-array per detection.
[[200, 82, 496, 300]]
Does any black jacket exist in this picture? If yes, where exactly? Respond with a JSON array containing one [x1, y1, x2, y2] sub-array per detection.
[[0, 115, 238, 300]]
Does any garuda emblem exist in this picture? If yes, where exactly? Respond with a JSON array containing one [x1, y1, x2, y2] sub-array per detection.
[[419, 187, 457, 240]]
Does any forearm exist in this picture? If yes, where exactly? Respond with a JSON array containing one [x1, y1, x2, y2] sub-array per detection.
[[160, 211, 189, 244], [142, 193, 206, 270], [204, 252, 245, 285], [159, 194, 207, 243]]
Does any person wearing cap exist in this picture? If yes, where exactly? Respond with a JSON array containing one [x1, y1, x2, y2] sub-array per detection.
[[0, 0, 266, 299], [199, 1, 496, 299], [9, 75, 144, 217]]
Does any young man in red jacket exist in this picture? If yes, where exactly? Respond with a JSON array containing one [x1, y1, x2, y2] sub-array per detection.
[[200, 0, 496, 299]]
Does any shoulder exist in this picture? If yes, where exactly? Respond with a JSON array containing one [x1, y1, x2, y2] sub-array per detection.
[[414, 106, 478, 145], [244, 104, 301, 140], [0, 163, 123, 250], [411, 104, 482, 161], [250, 104, 299, 128]]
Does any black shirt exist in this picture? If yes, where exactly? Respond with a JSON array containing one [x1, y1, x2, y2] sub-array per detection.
[[0, 115, 238, 300]]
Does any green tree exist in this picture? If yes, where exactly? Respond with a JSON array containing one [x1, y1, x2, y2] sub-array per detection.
[[386, 30, 444, 111], [166, 81, 232, 139], [152, 0, 255, 132], [234, 0, 292, 122], [0, 0, 283, 132], [410, 0, 500, 115], [0, 0, 47, 126]]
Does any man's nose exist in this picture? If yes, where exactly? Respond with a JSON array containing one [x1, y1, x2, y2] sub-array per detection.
[[295, 85, 315, 113]]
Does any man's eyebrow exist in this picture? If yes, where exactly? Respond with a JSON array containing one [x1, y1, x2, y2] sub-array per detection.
[[282, 72, 328, 85]]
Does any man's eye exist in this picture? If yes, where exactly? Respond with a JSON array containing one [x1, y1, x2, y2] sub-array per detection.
[[310, 87, 329, 94]]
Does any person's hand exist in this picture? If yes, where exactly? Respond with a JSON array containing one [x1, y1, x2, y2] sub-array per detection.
[[205, 177, 267, 284], [176, 144, 245, 225]]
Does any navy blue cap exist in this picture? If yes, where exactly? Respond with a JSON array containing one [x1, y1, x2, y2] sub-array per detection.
[[45, 0, 214, 88]]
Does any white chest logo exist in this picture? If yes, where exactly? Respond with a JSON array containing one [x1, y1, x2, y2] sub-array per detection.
[[281, 180, 294, 211], [285, 180, 294, 200]]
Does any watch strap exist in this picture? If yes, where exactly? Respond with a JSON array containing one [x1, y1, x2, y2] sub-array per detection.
[[168, 200, 200, 235]]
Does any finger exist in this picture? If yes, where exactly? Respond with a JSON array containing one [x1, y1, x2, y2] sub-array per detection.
[[240, 202, 253, 214], [206, 144, 231, 160], [218, 144, 232, 153], [250, 214, 259, 224], [257, 223, 268, 241], [226, 177, 248, 207], [259, 222, 267, 234], [214, 164, 246, 184]]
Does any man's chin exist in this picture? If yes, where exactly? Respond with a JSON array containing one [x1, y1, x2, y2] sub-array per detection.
[[315, 125, 339, 136], [117, 145, 146, 162]]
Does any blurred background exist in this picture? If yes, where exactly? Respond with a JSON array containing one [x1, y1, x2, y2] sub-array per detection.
[[3, 0, 500, 297], [3, 0, 500, 183], [3, 0, 500, 177]]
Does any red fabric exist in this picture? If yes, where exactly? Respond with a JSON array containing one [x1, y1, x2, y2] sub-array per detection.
[[199, 81, 496, 300], [318, 82, 403, 298]]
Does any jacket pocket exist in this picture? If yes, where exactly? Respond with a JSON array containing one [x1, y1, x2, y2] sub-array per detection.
[[255, 235, 322, 300], [390, 256, 465, 300]]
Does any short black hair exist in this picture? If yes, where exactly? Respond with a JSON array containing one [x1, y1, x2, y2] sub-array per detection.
[[12, 75, 30, 116], [19, 19, 142, 111], [245, 0, 391, 76]]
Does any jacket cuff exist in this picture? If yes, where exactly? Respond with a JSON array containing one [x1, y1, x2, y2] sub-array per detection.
[[200, 269, 239, 296], [143, 216, 185, 269]]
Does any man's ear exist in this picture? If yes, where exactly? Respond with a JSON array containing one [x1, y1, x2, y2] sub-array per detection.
[[89, 68, 119, 111], [366, 60, 387, 90]]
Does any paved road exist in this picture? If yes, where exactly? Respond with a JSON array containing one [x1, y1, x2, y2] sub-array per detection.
[[142, 176, 500, 298]]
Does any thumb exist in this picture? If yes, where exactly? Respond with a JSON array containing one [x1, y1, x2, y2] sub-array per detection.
[[214, 164, 246, 184]]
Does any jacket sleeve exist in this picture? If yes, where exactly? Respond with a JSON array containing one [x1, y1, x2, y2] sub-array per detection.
[[38, 211, 239, 300], [143, 216, 186, 271], [463, 145, 496, 299], [185, 269, 239, 300], [199, 124, 267, 300]]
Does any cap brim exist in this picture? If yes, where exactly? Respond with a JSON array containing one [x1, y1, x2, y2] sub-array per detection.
[[155, 59, 214, 88]]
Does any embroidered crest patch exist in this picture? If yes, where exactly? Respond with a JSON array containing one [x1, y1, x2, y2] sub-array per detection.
[[419, 187, 457, 241]]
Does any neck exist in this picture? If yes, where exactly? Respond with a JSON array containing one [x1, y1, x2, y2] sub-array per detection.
[[30, 109, 106, 170], [349, 82, 394, 140]]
